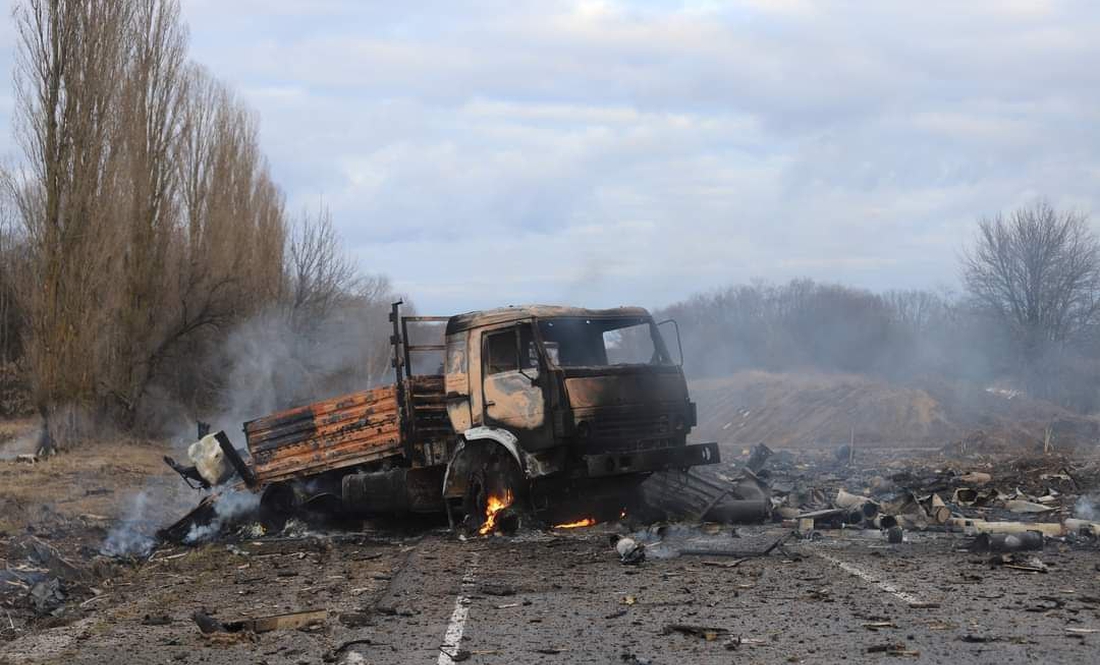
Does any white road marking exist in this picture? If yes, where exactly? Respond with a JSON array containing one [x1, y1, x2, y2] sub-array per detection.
[[437, 552, 481, 664], [816, 551, 925, 606]]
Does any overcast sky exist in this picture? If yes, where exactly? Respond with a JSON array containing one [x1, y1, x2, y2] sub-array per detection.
[[4, 1, 1100, 314]]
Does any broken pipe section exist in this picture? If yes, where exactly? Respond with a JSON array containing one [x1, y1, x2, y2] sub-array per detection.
[[835, 489, 880, 524], [970, 530, 1044, 553]]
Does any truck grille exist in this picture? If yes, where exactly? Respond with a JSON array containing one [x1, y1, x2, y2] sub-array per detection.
[[585, 412, 678, 452]]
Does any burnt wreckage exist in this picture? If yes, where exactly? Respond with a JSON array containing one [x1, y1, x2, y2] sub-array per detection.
[[165, 303, 719, 533]]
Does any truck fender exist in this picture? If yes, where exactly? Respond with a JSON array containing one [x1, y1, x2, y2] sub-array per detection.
[[442, 427, 526, 500]]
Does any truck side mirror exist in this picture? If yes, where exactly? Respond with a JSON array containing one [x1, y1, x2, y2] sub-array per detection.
[[657, 319, 684, 367]]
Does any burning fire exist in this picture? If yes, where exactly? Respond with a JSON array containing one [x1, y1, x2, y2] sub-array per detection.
[[552, 517, 597, 529], [477, 490, 513, 536]]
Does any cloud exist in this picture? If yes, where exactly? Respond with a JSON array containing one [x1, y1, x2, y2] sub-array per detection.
[[3, 1, 1100, 314]]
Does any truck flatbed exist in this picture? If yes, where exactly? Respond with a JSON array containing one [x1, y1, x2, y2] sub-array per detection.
[[244, 375, 449, 486]]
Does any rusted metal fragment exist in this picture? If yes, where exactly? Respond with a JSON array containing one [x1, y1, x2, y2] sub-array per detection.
[[232, 610, 327, 633], [193, 609, 328, 634]]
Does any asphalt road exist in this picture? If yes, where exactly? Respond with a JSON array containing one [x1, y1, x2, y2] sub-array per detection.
[[3, 524, 1099, 665]]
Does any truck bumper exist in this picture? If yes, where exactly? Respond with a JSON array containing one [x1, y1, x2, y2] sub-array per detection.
[[584, 442, 720, 478]]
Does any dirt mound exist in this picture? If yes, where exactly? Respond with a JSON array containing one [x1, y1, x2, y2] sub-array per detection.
[[688, 371, 1100, 451]]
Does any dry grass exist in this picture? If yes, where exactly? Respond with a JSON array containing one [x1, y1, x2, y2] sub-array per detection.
[[0, 429, 175, 533], [0, 415, 35, 442]]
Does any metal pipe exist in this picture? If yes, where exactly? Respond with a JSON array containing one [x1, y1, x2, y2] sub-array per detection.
[[704, 498, 770, 524], [970, 531, 1044, 552]]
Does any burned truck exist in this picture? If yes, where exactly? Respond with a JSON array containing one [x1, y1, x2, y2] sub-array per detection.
[[170, 303, 719, 532]]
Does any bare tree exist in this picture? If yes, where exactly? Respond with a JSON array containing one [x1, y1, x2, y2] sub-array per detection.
[[883, 289, 948, 335], [353, 275, 405, 386], [963, 200, 1100, 357], [285, 204, 360, 328], [136, 64, 288, 423], [106, 0, 190, 424], [11, 0, 133, 439], [0, 194, 19, 363], [8, 0, 293, 438]]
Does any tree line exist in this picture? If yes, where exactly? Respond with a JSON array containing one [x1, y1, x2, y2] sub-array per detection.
[[659, 201, 1100, 414], [0, 0, 398, 444]]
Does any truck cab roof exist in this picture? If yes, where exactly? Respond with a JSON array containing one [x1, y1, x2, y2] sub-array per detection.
[[445, 305, 652, 334]]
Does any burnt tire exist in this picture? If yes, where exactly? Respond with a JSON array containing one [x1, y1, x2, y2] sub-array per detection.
[[463, 467, 490, 531], [461, 445, 526, 534], [258, 482, 299, 533]]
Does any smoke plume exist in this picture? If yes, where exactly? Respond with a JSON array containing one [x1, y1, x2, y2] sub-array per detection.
[[184, 490, 262, 544], [1076, 495, 1099, 521]]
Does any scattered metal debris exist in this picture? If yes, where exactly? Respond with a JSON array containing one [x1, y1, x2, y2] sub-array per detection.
[[661, 623, 730, 641], [970, 531, 1044, 553], [191, 609, 328, 634], [611, 535, 646, 565]]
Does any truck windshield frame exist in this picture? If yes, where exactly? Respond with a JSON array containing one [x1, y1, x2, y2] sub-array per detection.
[[534, 316, 673, 369]]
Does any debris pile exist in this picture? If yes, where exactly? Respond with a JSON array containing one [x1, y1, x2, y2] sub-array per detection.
[[1, 536, 109, 620], [701, 443, 1100, 567]]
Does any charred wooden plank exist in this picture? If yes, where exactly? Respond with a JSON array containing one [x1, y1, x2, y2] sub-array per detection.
[[245, 387, 406, 485]]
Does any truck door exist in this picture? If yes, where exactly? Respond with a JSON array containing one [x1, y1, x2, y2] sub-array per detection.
[[481, 323, 546, 432]]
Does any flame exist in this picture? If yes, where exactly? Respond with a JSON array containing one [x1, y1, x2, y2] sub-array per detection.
[[553, 517, 597, 529], [620, 509, 627, 519], [477, 490, 513, 536]]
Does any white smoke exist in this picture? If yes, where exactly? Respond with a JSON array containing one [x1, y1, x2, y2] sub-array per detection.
[[210, 299, 396, 433], [184, 490, 262, 544], [0, 427, 38, 460], [1075, 495, 1099, 521], [102, 491, 159, 558], [102, 474, 208, 558]]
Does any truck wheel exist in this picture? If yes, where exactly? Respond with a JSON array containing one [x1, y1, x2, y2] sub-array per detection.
[[462, 447, 526, 534], [259, 482, 299, 532]]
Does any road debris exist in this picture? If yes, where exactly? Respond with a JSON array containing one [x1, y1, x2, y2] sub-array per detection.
[[191, 609, 328, 634], [970, 531, 1044, 553], [661, 623, 730, 641], [989, 553, 1049, 573], [479, 583, 516, 597], [611, 535, 646, 564], [1, 535, 104, 618], [866, 642, 920, 657]]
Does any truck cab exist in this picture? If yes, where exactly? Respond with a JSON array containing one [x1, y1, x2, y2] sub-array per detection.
[[435, 306, 718, 525]]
